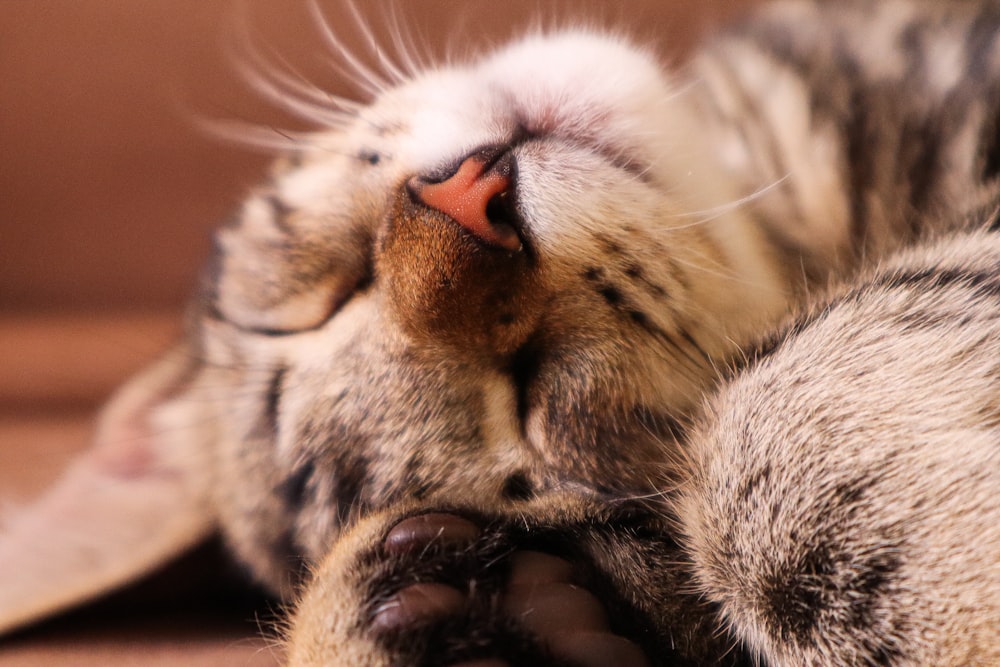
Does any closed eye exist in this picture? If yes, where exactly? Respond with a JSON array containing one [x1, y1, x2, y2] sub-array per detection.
[[358, 149, 382, 166]]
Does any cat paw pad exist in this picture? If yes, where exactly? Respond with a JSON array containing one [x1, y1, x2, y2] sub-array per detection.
[[370, 511, 650, 667]]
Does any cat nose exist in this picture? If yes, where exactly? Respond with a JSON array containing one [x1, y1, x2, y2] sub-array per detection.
[[408, 149, 522, 251]]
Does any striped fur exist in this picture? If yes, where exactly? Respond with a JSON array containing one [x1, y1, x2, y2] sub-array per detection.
[[679, 230, 1000, 666], [204, 1, 1000, 599], [2, 1, 1000, 665]]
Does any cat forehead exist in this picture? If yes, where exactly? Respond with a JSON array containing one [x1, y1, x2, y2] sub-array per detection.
[[480, 31, 665, 108]]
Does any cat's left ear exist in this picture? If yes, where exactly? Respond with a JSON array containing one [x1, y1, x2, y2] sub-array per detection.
[[0, 341, 217, 634]]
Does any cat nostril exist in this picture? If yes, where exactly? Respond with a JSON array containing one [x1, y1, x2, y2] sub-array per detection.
[[409, 151, 522, 252]]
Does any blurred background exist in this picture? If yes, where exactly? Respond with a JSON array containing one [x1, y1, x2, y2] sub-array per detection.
[[2, 0, 759, 314], [0, 2, 759, 664]]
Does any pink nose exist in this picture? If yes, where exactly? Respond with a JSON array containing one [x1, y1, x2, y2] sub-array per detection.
[[409, 155, 521, 251]]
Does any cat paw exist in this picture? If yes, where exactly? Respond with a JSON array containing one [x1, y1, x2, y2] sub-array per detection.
[[285, 506, 654, 667], [368, 511, 650, 667]]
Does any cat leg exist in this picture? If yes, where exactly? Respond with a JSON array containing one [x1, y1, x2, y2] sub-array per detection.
[[0, 342, 218, 634], [676, 232, 1000, 666], [284, 494, 745, 667]]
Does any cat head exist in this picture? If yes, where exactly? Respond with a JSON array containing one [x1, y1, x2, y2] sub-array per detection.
[[199, 31, 792, 589], [0, 27, 785, 629]]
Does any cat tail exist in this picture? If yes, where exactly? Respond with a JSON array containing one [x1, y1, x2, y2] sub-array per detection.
[[0, 342, 216, 634]]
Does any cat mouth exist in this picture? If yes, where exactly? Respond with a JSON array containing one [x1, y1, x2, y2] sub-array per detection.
[[407, 146, 526, 252]]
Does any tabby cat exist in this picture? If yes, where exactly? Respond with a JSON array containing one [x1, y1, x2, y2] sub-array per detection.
[[3, 1, 1000, 665]]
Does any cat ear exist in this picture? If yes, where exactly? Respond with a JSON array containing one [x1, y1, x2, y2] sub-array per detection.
[[0, 342, 216, 634]]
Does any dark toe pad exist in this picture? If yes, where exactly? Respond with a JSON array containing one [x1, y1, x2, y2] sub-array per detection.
[[370, 511, 651, 667]]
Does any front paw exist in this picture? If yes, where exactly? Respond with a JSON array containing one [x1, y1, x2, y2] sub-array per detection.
[[284, 505, 652, 667], [371, 511, 650, 667]]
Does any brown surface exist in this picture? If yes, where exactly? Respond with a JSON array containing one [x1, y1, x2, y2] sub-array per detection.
[[1, 614, 280, 667], [0, 313, 181, 410], [1, 1, 760, 664]]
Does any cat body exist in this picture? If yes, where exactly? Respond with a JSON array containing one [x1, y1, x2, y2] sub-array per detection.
[[680, 230, 1000, 666], [286, 229, 1000, 667], [206, 0, 1000, 599], [2, 1, 1000, 665]]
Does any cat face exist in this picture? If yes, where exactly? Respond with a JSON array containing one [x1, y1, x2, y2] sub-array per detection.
[[0, 31, 792, 616], [191, 31, 789, 593]]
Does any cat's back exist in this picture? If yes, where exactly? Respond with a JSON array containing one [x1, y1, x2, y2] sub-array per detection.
[[690, 0, 1000, 288]]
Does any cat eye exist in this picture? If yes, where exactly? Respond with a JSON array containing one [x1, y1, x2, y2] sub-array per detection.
[[358, 150, 382, 166]]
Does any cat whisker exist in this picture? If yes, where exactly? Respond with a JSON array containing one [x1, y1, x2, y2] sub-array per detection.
[[192, 118, 316, 153], [340, 0, 409, 86], [382, 2, 434, 78], [669, 174, 791, 229], [236, 45, 362, 118], [307, 0, 392, 98], [221, 4, 360, 126]]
